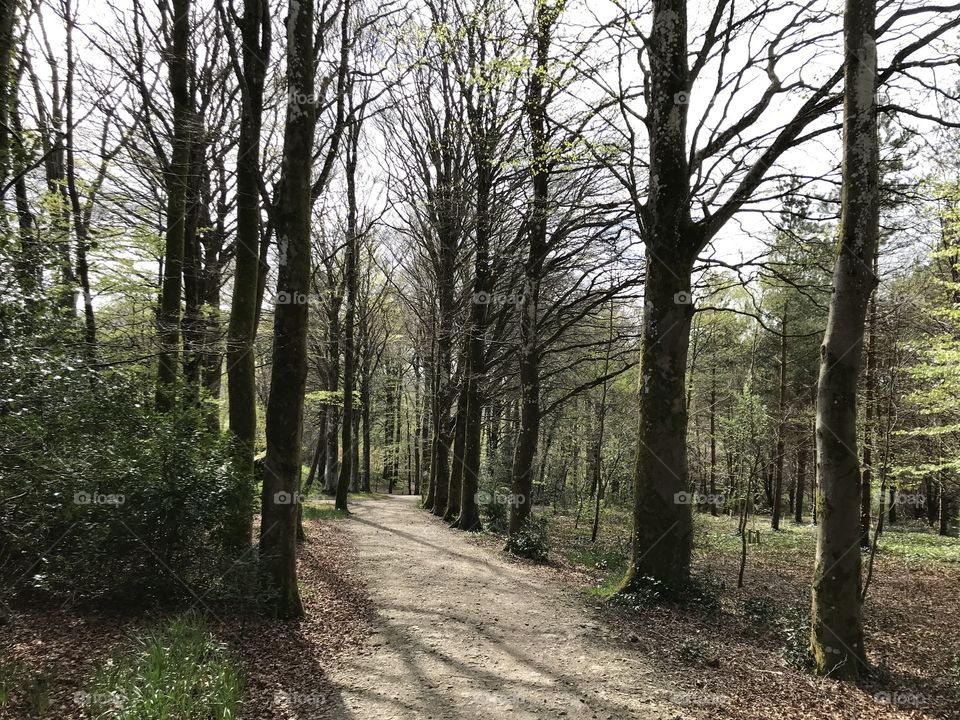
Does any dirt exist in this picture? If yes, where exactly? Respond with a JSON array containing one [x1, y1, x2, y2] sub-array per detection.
[[314, 495, 688, 720]]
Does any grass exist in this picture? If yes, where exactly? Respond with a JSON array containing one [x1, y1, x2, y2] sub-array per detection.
[[25, 673, 50, 717], [547, 503, 960, 593], [84, 611, 243, 720], [0, 661, 52, 716], [301, 504, 350, 521], [0, 660, 18, 707]]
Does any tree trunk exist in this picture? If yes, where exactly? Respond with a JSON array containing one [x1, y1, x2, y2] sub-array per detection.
[[795, 445, 806, 523], [860, 254, 878, 547], [773, 304, 788, 530], [155, 0, 193, 411], [382, 364, 396, 492], [709, 367, 718, 516], [508, 0, 555, 537], [619, 0, 698, 590], [224, 0, 269, 553], [810, 0, 878, 678], [446, 378, 467, 521], [258, 0, 317, 620], [336, 110, 359, 512]]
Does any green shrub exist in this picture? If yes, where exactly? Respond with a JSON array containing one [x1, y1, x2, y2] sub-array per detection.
[[505, 515, 549, 561], [611, 571, 723, 612], [25, 672, 50, 717], [611, 575, 670, 609], [0, 350, 251, 605], [479, 486, 513, 534], [0, 660, 18, 707], [777, 607, 813, 670], [677, 637, 717, 666], [681, 571, 724, 613], [743, 595, 777, 628], [84, 612, 243, 720]]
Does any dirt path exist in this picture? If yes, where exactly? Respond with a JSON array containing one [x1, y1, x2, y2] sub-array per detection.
[[316, 495, 686, 720]]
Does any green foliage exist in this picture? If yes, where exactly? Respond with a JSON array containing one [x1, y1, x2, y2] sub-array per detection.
[[777, 607, 814, 670], [84, 612, 243, 720], [0, 661, 19, 708], [742, 595, 777, 628], [677, 637, 717, 667], [613, 571, 723, 613], [480, 485, 512, 534], [0, 347, 250, 605], [505, 515, 549, 561], [301, 503, 350, 521], [25, 672, 50, 717]]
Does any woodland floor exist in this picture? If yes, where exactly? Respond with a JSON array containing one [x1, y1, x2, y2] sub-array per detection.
[[3, 496, 959, 719]]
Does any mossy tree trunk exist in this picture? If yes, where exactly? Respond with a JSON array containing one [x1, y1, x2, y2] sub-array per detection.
[[619, 0, 698, 590]]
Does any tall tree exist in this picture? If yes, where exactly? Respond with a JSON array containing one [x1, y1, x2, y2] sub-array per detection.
[[220, 0, 270, 552], [809, 0, 879, 679], [336, 92, 361, 512], [155, 0, 194, 411], [508, 0, 559, 535], [259, 0, 317, 620]]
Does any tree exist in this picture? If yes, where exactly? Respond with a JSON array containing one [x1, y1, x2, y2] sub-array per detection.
[[336, 91, 362, 512], [809, 0, 879, 679], [259, 0, 318, 620], [154, 0, 193, 411], [220, 0, 271, 553]]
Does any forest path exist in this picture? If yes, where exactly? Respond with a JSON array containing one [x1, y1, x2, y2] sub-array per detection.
[[316, 495, 686, 720]]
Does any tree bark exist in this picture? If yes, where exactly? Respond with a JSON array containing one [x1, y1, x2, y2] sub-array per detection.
[[155, 0, 193, 411], [795, 445, 806, 523], [224, 0, 269, 553], [772, 304, 788, 530], [259, 0, 317, 620], [860, 253, 878, 547], [336, 105, 359, 512], [810, 0, 878, 678], [509, 0, 557, 537], [709, 367, 718, 516], [619, 0, 698, 590]]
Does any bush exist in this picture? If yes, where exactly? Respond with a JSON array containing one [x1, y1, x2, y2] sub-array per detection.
[[505, 515, 549, 561], [743, 595, 777, 628], [0, 348, 250, 606], [611, 571, 723, 612], [777, 607, 814, 670], [678, 637, 718, 667], [611, 575, 670, 609], [681, 571, 724, 613], [84, 612, 243, 719], [479, 485, 512, 534]]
